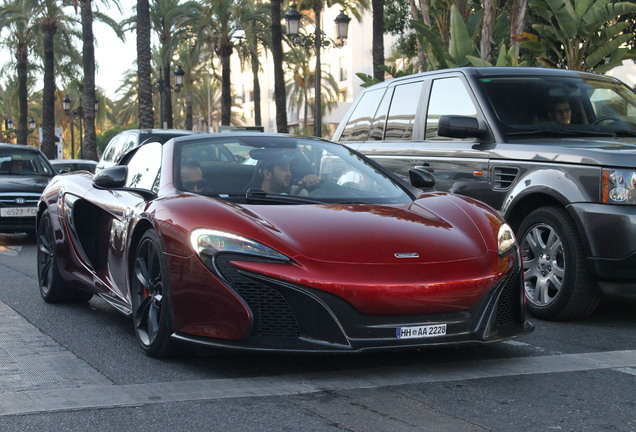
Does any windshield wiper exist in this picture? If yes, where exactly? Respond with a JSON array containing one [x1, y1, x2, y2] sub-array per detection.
[[507, 129, 616, 137], [613, 129, 636, 137], [245, 188, 324, 204]]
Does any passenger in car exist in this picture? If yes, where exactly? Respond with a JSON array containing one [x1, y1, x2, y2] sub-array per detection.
[[546, 98, 572, 125], [180, 160, 208, 193]]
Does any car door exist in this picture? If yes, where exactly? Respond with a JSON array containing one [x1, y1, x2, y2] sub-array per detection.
[[411, 75, 501, 207], [354, 80, 426, 181]]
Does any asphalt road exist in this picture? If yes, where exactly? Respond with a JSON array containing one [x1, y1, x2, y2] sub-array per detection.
[[1, 232, 635, 432]]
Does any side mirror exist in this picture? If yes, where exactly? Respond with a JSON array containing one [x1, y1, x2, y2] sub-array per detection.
[[438, 115, 488, 139], [93, 166, 127, 188], [409, 168, 436, 189], [93, 165, 157, 201]]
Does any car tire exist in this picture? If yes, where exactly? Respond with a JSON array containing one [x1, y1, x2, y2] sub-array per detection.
[[517, 206, 601, 320], [37, 210, 93, 303], [131, 229, 185, 358]]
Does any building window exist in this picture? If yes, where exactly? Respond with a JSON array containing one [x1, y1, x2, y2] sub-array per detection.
[[339, 57, 348, 82]]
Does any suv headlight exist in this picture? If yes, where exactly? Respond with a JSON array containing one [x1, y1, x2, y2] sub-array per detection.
[[498, 223, 517, 255], [602, 169, 636, 204], [190, 229, 289, 261]]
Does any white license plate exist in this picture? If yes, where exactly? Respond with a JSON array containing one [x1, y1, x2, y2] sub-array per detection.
[[396, 324, 447, 339], [1, 207, 37, 217]]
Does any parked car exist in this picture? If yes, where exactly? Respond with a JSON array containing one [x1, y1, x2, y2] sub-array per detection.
[[333, 66, 636, 321], [96, 128, 195, 172], [0, 143, 56, 235], [36, 133, 531, 358], [50, 158, 97, 174]]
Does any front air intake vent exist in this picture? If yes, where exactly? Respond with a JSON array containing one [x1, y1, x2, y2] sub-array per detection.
[[493, 166, 519, 190]]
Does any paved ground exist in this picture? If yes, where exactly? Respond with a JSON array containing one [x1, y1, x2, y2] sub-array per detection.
[[3, 296, 636, 420]]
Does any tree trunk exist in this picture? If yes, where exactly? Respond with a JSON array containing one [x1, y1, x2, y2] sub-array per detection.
[[418, 0, 431, 26], [185, 87, 193, 130], [408, 0, 426, 72], [162, 61, 173, 128], [41, 22, 57, 159], [220, 46, 232, 126], [270, 0, 288, 133], [16, 42, 29, 145], [137, 0, 154, 128], [80, 0, 98, 161], [372, 0, 385, 82], [509, 0, 528, 57], [251, 49, 262, 126], [480, 0, 496, 62]]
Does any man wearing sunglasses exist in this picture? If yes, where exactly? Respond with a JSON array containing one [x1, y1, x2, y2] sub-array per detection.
[[180, 159, 208, 193]]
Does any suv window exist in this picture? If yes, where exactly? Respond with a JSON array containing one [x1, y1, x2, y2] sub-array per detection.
[[126, 142, 162, 192], [426, 77, 478, 140], [339, 88, 385, 142], [385, 81, 424, 140]]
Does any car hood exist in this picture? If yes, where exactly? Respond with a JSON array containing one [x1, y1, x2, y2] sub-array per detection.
[[0, 174, 52, 193], [505, 136, 636, 166], [243, 202, 487, 264]]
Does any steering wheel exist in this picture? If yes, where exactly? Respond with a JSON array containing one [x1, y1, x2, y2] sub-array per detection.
[[592, 115, 621, 126]]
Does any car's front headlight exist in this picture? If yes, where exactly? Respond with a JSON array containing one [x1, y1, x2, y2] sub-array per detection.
[[602, 169, 636, 204], [190, 229, 289, 261], [498, 223, 517, 255]]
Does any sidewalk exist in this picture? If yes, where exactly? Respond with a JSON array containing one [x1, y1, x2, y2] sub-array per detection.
[[0, 300, 111, 395]]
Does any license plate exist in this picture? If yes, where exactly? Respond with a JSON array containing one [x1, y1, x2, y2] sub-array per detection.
[[396, 324, 447, 339], [1, 207, 37, 217]]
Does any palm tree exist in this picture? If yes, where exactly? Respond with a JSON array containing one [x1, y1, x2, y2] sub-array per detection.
[[136, 0, 153, 128], [150, 0, 197, 129], [76, 0, 123, 160], [0, 0, 40, 145], [235, 1, 271, 127], [38, 0, 77, 159], [189, 0, 241, 126], [288, 0, 369, 136], [285, 48, 339, 135], [372, 0, 385, 82], [270, 0, 288, 133]]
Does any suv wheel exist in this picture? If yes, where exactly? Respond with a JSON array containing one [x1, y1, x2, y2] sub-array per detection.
[[517, 206, 600, 320]]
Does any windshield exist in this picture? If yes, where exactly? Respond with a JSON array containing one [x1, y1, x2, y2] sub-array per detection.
[[176, 136, 413, 204], [0, 149, 55, 176], [479, 75, 636, 136]]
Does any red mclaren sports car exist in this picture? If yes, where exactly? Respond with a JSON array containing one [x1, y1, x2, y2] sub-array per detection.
[[37, 133, 532, 357]]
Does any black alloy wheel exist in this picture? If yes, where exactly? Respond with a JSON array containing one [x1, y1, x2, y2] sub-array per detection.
[[37, 210, 92, 303], [131, 229, 182, 358]]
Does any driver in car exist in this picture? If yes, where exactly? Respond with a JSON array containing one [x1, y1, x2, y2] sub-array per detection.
[[546, 98, 572, 125], [252, 149, 320, 194]]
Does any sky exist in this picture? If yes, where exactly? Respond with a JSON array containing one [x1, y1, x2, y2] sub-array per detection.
[[94, 3, 136, 99]]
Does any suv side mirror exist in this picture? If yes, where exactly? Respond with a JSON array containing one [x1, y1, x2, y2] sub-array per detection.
[[409, 168, 436, 189], [438, 115, 488, 139]]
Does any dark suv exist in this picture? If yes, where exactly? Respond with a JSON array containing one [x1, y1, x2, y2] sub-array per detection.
[[333, 67, 636, 321]]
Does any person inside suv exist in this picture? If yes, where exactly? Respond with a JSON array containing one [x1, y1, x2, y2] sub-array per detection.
[[546, 98, 572, 124]]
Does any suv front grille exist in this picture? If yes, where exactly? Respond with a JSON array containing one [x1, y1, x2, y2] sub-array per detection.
[[492, 166, 519, 190]]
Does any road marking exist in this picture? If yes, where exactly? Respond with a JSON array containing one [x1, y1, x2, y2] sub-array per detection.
[[2, 349, 636, 416]]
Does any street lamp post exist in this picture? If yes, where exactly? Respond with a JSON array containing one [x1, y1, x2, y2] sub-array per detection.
[[4, 118, 14, 143], [155, 65, 185, 129], [63, 96, 99, 159], [285, 4, 350, 137]]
